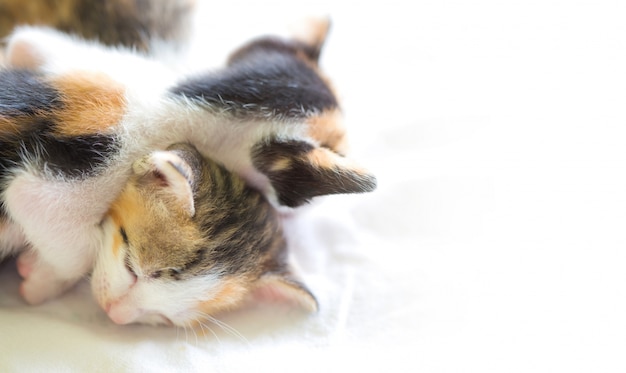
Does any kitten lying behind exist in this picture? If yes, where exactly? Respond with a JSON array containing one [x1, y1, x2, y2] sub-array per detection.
[[1, 20, 375, 305], [7, 21, 377, 209], [0, 0, 194, 52], [93, 143, 315, 326]]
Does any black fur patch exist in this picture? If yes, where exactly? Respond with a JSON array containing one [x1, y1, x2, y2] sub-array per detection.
[[26, 132, 119, 177], [0, 70, 120, 180], [170, 49, 338, 119], [0, 70, 60, 117], [252, 140, 377, 207], [0, 121, 119, 179], [197, 174, 272, 274]]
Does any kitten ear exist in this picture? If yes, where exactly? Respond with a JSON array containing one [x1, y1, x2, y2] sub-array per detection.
[[5, 27, 48, 69], [5, 26, 81, 69], [290, 16, 331, 63], [227, 17, 330, 66], [252, 140, 377, 207], [132, 149, 196, 217], [252, 270, 319, 312]]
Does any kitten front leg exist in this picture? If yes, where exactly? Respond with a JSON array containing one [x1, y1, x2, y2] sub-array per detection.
[[4, 173, 103, 304], [16, 250, 36, 278]]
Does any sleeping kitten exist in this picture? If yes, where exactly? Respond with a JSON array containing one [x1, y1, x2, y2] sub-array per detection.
[[1, 21, 376, 305], [93, 143, 315, 326], [0, 0, 194, 52]]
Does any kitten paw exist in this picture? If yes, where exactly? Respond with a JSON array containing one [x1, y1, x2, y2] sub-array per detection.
[[16, 252, 73, 305], [16, 250, 37, 278]]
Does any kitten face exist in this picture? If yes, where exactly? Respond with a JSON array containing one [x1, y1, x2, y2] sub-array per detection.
[[92, 144, 316, 326]]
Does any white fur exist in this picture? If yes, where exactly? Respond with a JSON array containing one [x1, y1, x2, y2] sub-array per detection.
[[0, 219, 27, 259], [2, 165, 128, 303], [6, 26, 179, 92], [2, 26, 309, 305]]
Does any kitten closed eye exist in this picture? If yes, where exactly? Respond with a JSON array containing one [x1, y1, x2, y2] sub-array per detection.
[[124, 255, 137, 280]]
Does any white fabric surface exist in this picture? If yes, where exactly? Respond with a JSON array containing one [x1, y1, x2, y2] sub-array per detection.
[[1, 0, 626, 371]]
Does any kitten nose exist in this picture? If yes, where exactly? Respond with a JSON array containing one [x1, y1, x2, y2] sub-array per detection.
[[107, 300, 141, 325]]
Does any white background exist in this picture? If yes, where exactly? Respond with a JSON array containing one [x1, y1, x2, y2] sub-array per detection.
[[210, 0, 626, 370]]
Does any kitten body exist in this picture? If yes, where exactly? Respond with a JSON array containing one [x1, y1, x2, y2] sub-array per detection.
[[0, 23, 375, 304]]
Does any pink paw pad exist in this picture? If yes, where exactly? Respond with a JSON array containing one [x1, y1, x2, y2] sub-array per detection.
[[16, 251, 37, 279], [15, 252, 69, 305]]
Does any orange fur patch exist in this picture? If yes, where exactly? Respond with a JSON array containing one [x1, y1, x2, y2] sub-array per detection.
[[0, 116, 22, 136], [111, 225, 123, 258], [197, 278, 248, 316], [269, 157, 292, 172], [108, 185, 142, 258], [307, 110, 348, 155], [49, 72, 126, 137], [306, 146, 371, 177], [306, 147, 337, 170]]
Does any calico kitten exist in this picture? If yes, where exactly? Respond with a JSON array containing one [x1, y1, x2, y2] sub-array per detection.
[[0, 21, 376, 305], [93, 143, 315, 326], [0, 0, 194, 52], [7, 20, 376, 208]]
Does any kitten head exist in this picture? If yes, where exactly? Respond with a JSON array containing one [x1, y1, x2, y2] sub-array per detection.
[[92, 143, 316, 326]]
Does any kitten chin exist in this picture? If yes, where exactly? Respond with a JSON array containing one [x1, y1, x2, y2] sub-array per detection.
[[92, 144, 317, 327]]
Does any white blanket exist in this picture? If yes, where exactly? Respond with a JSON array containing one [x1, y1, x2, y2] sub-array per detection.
[[1, 1, 625, 372]]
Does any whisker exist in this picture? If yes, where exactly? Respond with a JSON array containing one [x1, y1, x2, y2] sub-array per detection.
[[198, 319, 222, 346], [182, 320, 190, 344], [189, 320, 199, 346], [199, 312, 251, 347], [186, 310, 222, 346]]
